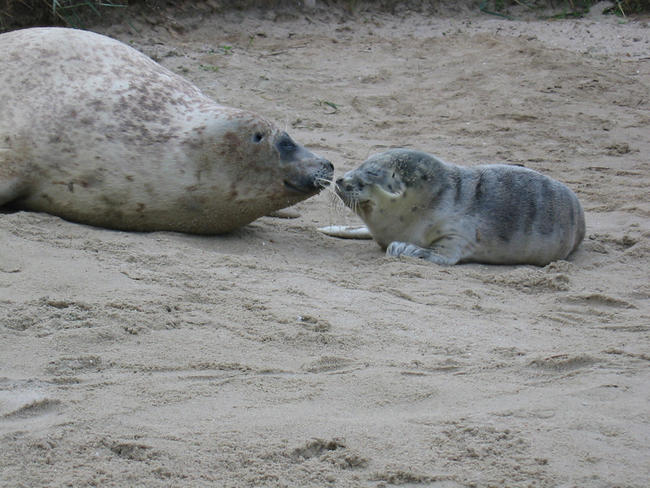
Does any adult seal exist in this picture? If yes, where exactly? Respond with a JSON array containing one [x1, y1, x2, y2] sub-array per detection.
[[320, 149, 585, 266], [0, 28, 333, 234]]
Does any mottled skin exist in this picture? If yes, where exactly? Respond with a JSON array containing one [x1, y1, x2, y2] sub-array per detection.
[[0, 28, 333, 234], [328, 149, 585, 266]]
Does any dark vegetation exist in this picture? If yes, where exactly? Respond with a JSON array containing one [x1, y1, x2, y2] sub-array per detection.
[[0, 0, 648, 32]]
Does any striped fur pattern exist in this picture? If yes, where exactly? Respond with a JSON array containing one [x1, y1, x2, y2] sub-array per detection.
[[335, 149, 585, 265]]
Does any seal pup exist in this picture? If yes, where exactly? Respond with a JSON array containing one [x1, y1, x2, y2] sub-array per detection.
[[320, 149, 585, 265], [0, 28, 333, 234]]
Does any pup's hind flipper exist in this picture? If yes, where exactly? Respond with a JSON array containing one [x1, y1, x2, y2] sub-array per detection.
[[318, 225, 373, 240]]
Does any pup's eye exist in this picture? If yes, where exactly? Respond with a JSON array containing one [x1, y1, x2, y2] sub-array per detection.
[[253, 132, 264, 143]]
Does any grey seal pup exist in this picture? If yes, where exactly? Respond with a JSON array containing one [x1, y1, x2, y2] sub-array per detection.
[[320, 149, 585, 265], [0, 28, 333, 234]]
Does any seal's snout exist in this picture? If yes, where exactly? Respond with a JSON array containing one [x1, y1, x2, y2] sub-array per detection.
[[283, 156, 334, 195], [324, 159, 334, 175], [335, 177, 348, 195], [315, 158, 334, 188], [334, 175, 368, 209], [336, 175, 364, 194]]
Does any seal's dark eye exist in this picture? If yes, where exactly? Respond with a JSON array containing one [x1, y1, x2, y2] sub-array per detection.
[[253, 132, 264, 143]]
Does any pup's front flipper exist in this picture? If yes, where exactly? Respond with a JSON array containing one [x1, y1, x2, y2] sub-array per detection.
[[318, 225, 373, 239], [386, 240, 463, 266]]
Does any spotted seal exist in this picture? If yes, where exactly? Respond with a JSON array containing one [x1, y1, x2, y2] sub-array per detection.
[[320, 149, 585, 265], [0, 28, 333, 234]]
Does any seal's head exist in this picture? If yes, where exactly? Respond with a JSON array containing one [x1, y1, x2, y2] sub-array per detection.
[[335, 149, 449, 248], [175, 109, 334, 233], [264, 128, 333, 200]]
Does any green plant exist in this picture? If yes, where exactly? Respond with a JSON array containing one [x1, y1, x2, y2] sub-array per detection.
[[318, 100, 339, 114], [604, 0, 650, 15], [0, 0, 128, 31], [199, 64, 220, 73], [50, 1, 127, 27]]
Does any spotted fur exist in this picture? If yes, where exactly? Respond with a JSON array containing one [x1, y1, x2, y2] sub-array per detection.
[[0, 28, 332, 234]]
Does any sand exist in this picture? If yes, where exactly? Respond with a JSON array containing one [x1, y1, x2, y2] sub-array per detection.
[[1, 2, 649, 487]]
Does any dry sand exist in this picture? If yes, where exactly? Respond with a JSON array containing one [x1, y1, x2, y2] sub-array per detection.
[[1, 2, 649, 487]]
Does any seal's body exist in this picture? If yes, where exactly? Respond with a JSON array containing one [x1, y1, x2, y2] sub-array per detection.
[[0, 28, 332, 234], [324, 149, 585, 266]]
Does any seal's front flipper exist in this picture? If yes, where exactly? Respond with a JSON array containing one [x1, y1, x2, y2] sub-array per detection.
[[318, 225, 373, 240], [0, 176, 25, 207], [386, 241, 462, 266], [267, 209, 301, 219], [1, 146, 27, 207]]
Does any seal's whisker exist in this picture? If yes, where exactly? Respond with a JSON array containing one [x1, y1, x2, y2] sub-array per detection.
[[320, 182, 351, 223], [352, 199, 360, 216], [327, 189, 346, 213], [316, 176, 339, 197], [314, 176, 333, 188]]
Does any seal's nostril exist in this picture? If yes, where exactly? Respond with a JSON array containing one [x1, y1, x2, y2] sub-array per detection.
[[336, 177, 343, 185], [325, 161, 334, 171]]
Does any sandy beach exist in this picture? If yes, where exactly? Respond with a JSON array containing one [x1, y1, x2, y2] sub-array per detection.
[[1, 2, 649, 486]]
